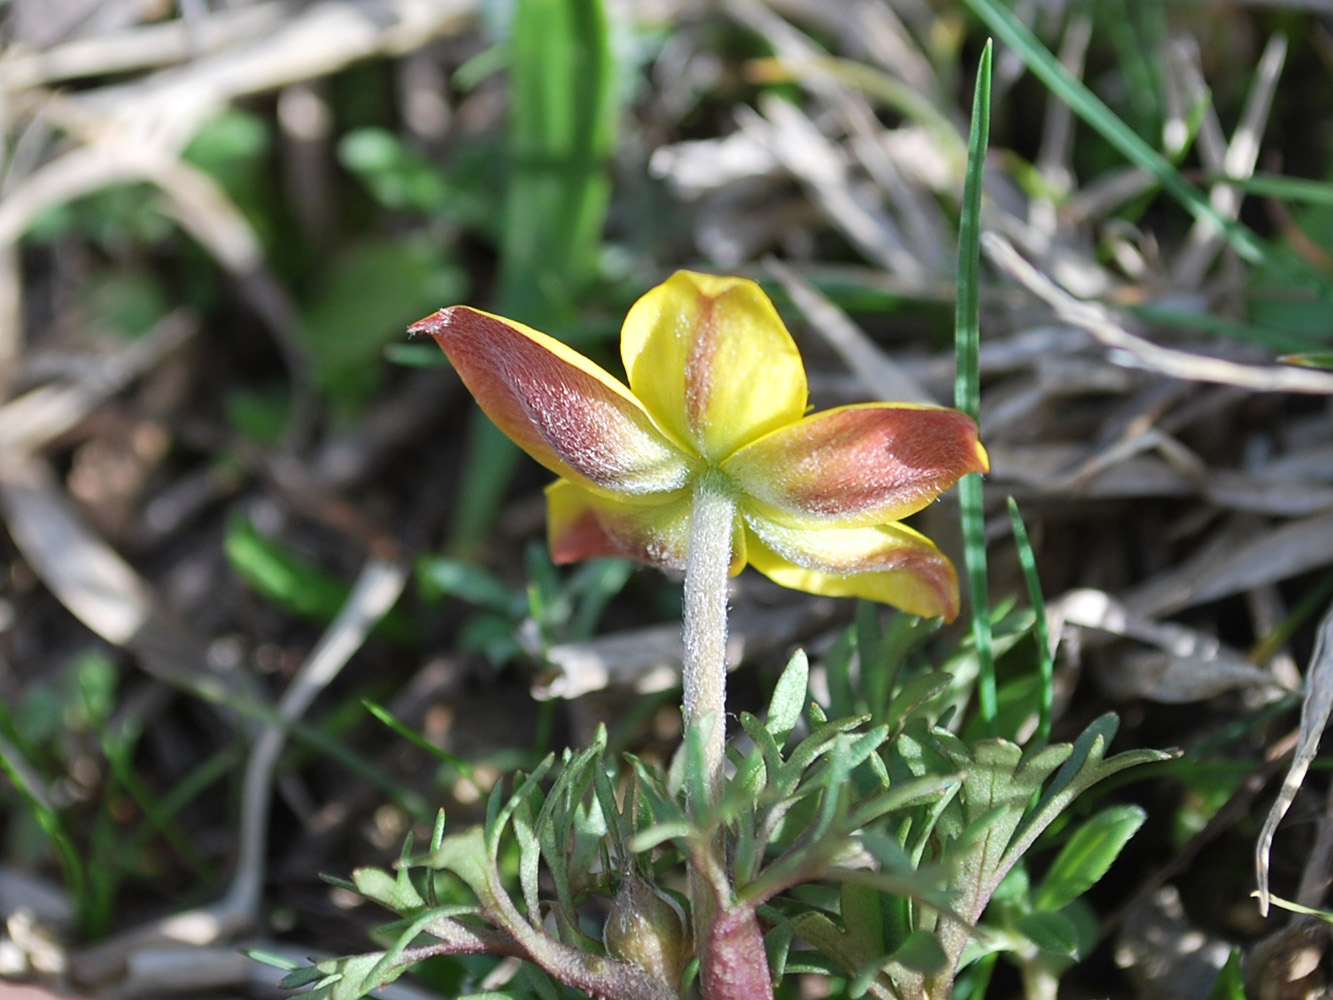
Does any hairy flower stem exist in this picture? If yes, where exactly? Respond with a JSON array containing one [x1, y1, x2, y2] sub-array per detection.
[[681, 478, 774, 1000], [682, 477, 732, 992], [682, 475, 734, 807]]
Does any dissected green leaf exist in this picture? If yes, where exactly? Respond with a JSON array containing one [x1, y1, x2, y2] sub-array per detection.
[[767, 649, 810, 740], [839, 882, 887, 964], [1014, 909, 1080, 956], [277, 949, 408, 1000], [778, 714, 873, 792], [1033, 805, 1146, 912], [888, 929, 948, 974], [350, 865, 424, 912], [847, 774, 961, 831], [1015, 716, 1173, 875], [882, 668, 952, 731]]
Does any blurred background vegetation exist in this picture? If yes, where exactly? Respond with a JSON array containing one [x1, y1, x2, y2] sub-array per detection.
[[1, 0, 1332, 997]]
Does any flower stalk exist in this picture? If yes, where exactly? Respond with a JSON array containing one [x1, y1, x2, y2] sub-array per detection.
[[682, 473, 735, 806], [680, 473, 778, 1000]]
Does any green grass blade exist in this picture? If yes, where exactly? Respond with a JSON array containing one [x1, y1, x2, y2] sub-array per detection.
[[445, 418, 523, 561], [363, 698, 475, 776], [500, 0, 618, 322], [0, 730, 88, 931], [961, 0, 1266, 265], [956, 41, 995, 728], [448, 0, 621, 555], [1007, 498, 1053, 743], [1128, 303, 1328, 354], [1215, 173, 1333, 208]]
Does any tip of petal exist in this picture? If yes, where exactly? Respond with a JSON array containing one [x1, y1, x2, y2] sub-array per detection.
[[408, 307, 456, 340], [973, 437, 991, 475]]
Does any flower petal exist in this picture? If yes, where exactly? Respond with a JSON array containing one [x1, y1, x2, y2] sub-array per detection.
[[742, 515, 960, 619], [413, 307, 693, 496], [547, 479, 747, 574], [723, 403, 989, 527], [547, 479, 691, 569], [620, 271, 807, 462]]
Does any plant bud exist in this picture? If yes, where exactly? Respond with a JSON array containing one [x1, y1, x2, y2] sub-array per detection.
[[603, 869, 690, 988]]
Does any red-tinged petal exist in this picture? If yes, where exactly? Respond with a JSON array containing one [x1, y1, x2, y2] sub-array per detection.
[[547, 479, 747, 574], [723, 403, 989, 528], [620, 271, 807, 462], [547, 479, 690, 569], [742, 515, 960, 620], [414, 307, 693, 497]]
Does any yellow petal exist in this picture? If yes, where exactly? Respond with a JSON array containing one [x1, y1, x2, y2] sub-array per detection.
[[620, 271, 807, 462], [723, 403, 989, 528], [414, 307, 693, 497], [547, 479, 748, 575], [742, 515, 960, 620]]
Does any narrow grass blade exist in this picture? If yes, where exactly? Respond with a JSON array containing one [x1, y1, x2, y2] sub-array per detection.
[[448, 0, 621, 554], [500, 0, 618, 322], [1217, 173, 1333, 209], [956, 41, 995, 728], [363, 699, 475, 776], [1007, 498, 1053, 743], [961, 0, 1266, 265], [0, 730, 88, 928]]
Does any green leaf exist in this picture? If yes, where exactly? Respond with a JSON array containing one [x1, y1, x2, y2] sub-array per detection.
[[296, 238, 465, 411], [224, 516, 350, 622], [224, 518, 412, 643], [416, 556, 524, 615], [225, 385, 290, 447], [883, 671, 952, 733], [1019, 715, 1173, 859], [559, 557, 633, 641], [847, 774, 961, 831], [1014, 909, 1080, 957], [338, 127, 450, 214], [1206, 948, 1248, 1000], [1033, 805, 1146, 912], [777, 714, 872, 793], [350, 866, 424, 912], [767, 649, 809, 740], [888, 929, 947, 974], [276, 963, 331, 989], [276, 950, 408, 1000], [932, 735, 1074, 926], [839, 882, 886, 961]]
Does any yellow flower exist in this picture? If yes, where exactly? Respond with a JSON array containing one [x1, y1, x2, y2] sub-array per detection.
[[413, 271, 988, 620]]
